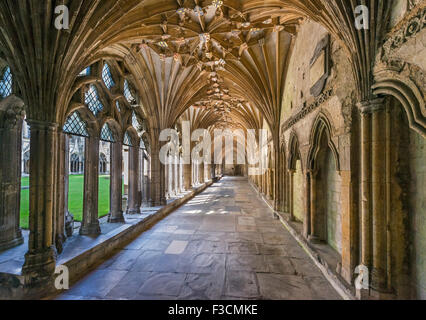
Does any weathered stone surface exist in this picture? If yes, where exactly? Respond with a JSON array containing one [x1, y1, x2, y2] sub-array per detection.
[[56, 177, 340, 300]]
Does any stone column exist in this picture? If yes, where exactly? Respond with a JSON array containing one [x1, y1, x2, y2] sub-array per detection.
[[371, 102, 387, 292], [165, 160, 169, 198], [199, 162, 205, 184], [262, 170, 266, 194], [22, 120, 57, 279], [360, 103, 372, 270], [358, 98, 390, 296], [0, 100, 25, 252], [137, 148, 143, 210], [303, 172, 311, 238], [108, 141, 125, 223], [146, 156, 153, 205], [150, 140, 166, 206], [206, 163, 212, 181], [183, 163, 192, 191], [308, 170, 320, 242], [211, 164, 216, 180], [80, 135, 101, 234], [288, 170, 295, 221], [177, 155, 183, 193], [55, 132, 69, 252], [169, 156, 174, 196], [174, 154, 179, 194], [141, 154, 147, 205], [127, 145, 140, 214]]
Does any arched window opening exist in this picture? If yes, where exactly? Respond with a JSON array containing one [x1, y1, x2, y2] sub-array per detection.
[[78, 66, 91, 77], [132, 112, 140, 130], [101, 123, 115, 143], [123, 131, 133, 147], [85, 85, 104, 116], [122, 131, 133, 200], [63, 111, 89, 138], [0, 66, 12, 98], [124, 79, 135, 103], [102, 63, 115, 90], [20, 116, 30, 230], [99, 123, 115, 219], [63, 111, 88, 225]]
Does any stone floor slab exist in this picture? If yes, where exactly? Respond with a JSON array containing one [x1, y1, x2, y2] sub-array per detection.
[[55, 177, 340, 301]]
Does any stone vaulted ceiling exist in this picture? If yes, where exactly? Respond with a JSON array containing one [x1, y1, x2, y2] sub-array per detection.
[[0, 0, 392, 140]]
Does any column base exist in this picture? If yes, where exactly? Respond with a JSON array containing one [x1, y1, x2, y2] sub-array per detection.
[[79, 222, 101, 236], [356, 288, 371, 300], [151, 199, 167, 207], [22, 247, 57, 279], [370, 267, 389, 293], [126, 207, 141, 215], [55, 233, 67, 254], [0, 233, 24, 253], [108, 212, 125, 223], [308, 235, 323, 244]]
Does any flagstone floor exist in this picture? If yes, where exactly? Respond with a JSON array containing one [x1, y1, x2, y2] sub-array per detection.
[[55, 177, 341, 300]]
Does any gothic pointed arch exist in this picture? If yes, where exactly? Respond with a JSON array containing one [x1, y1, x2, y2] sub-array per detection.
[[288, 131, 302, 171], [373, 66, 426, 137], [307, 113, 340, 172]]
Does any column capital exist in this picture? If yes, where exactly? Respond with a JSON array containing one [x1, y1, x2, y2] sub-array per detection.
[[26, 119, 58, 130], [357, 98, 386, 114], [0, 104, 25, 129]]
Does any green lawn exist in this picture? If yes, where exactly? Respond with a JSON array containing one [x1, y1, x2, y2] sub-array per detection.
[[20, 175, 112, 229]]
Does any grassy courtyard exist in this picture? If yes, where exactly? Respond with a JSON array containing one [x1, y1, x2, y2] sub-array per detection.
[[20, 175, 112, 229]]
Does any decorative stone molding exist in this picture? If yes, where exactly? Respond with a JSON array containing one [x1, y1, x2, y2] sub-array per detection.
[[383, 6, 425, 54], [357, 98, 386, 114], [280, 89, 333, 137], [0, 96, 26, 130], [372, 59, 426, 137]]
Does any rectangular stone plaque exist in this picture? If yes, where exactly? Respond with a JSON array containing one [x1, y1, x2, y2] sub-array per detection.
[[310, 50, 325, 87]]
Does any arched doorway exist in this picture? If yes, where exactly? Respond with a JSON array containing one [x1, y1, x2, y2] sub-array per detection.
[[308, 116, 342, 257], [386, 97, 426, 299], [288, 134, 304, 223], [314, 134, 342, 253]]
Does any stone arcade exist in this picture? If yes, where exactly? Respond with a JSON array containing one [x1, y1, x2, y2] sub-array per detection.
[[0, 0, 425, 300]]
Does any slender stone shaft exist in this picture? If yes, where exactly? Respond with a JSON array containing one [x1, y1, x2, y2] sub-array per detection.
[[150, 140, 166, 206], [55, 132, 69, 250], [360, 109, 372, 268], [199, 162, 205, 184], [288, 170, 295, 221], [371, 106, 387, 291], [0, 100, 25, 252], [22, 120, 58, 278], [309, 171, 318, 241], [303, 172, 311, 238], [127, 145, 140, 214], [183, 163, 192, 190], [80, 135, 101, 234], [109, 141, 124, 222]]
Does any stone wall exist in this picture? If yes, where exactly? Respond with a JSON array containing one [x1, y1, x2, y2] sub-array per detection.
[[281, 19, 357, 169], [409, 129, 426, 299], [324, 148, 342, 254], [293, 160, 304, 222]]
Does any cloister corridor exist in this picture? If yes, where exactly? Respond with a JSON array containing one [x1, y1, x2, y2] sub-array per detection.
[[55, 177, 341, 300]]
